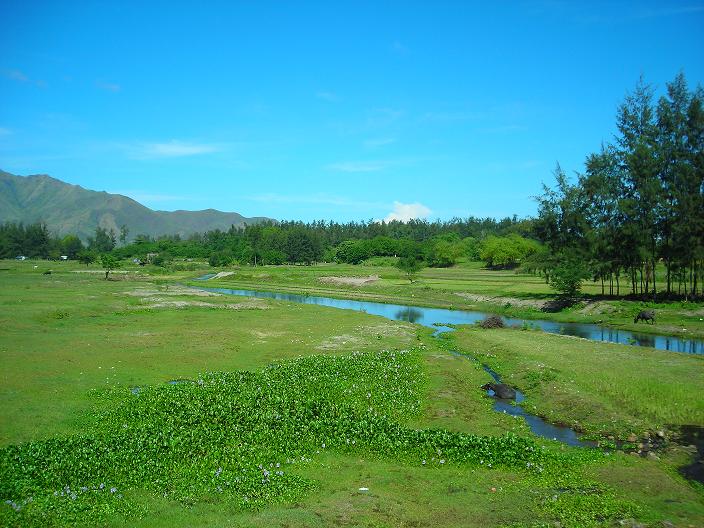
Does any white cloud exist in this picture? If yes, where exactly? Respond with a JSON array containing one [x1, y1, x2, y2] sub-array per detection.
[[420, 111, 481, 123], [391, 40, 409, 54], [316, 91, 339, 102], [96, 80, 121, 92], [364, 137, 396, 148], [3, 69, 46, 87], [635, 5, 704, 18], [4, 69, 28, 82], [367, 107, 404, 127], [327, 161, 388, 172], [134, 140, 220, 159], [381, 201, 431, 223]]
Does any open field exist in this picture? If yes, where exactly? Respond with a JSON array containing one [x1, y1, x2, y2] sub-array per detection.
[[193, 260, 704, 339], [1, 260, 703, 527]]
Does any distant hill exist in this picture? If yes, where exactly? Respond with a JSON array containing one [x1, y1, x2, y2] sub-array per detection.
[[0, 170, 271, 240]]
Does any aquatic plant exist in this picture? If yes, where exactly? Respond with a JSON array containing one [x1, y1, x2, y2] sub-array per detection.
[[0, 348, 623, 526]]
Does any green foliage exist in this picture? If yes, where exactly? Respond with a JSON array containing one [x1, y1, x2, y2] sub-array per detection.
[[209, 250, 233, 267], [462, 237, 481, 261], [60, 235, 83, 259], [0, 349, 553, 526], [88, 227, 116, 253], [536, 73, 704, 298], [150, 251, 173, 267], [77, 250, 97, 267], [426, 234, 465, 267], [0, 222, 52, 258], [119, 225, 129, 245], [479, 234, 541, 268], [396, 256, 424, 282], [335, 240, 372, 264], [549, 256, 590, 296], [100, 254, 121, 280]]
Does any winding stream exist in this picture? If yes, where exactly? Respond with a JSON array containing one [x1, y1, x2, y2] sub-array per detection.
[[194, 285, 646, 446], [195, 286, 704, 355]]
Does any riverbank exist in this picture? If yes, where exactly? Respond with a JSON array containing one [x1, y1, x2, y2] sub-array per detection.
[[1, 261, 703, 526], [192, 263, 704, 340]]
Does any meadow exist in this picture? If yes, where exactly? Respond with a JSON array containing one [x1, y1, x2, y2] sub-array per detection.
[[193, 260, 704, 339], [1, 259, 702, 527]]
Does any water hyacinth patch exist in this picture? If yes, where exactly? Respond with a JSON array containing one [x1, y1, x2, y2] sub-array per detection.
[[1, 347, 603, 526]]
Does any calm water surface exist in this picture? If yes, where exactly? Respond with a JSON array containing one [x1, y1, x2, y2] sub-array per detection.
[[191, 284, 703, 447], [196, 286, 703, 355]]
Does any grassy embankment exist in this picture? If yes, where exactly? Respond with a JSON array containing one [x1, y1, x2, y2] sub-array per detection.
[[0, 259, 702, 527], [196, 260, 704, 339]]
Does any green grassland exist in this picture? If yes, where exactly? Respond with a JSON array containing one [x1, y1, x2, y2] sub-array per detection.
[[196, 259, 704, 339], [1, 259, 703, 527]]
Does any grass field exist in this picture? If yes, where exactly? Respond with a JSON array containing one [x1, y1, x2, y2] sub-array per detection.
[[1, 259, 703, 527], [197, 260, 704, 339]]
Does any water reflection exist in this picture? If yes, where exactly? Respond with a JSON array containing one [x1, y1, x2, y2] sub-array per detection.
[[193, 285, 704, 355], [394, 307, 424, 323]]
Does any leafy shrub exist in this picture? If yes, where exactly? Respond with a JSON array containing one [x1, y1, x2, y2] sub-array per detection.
[[209, 250, 233, 267], [549, 257, 590, 296], [479, 234, 542, 268], [0, 348, 550, 526]]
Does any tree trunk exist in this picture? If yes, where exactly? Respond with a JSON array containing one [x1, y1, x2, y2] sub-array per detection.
[[666, 258, 671, 295]]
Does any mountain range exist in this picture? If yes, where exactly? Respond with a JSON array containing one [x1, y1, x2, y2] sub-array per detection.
[[0, 170, 270, 240]]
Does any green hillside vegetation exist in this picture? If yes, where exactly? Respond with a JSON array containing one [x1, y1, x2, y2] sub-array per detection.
[[0, 171, 269, 241]]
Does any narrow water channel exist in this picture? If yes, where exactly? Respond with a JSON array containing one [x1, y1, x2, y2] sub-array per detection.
[[195, 285, 704, 355], [194, 285, 618, 447]]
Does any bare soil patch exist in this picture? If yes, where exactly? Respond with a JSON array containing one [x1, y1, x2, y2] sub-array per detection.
[[135, 296, 268, 310], [319, 275, 380, 287], [454, 292, 546, 309], [209, 271, 235, 280], [124, 286, 222, 297], [316, 334, 366, 350]]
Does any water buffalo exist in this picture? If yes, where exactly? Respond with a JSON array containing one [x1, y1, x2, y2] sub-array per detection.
[[481, 382, 516, 400], [634, 310, 656, 324]]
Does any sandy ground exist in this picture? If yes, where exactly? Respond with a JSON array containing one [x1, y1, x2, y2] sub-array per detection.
[[209, 271, 235, 280], [123, 286, 222, 297], [138, 297, 267, 310], [454, 292, 546, 309], [123, 285, 267, 310], [319, 275, 380, 287], [72, 270, 137, 274]]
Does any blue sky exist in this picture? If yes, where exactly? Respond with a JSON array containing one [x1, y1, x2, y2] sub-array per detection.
[[1, 1, 703, 222]]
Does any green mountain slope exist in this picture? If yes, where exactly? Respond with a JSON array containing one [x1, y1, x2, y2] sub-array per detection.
[[0, 170, 270, 240]]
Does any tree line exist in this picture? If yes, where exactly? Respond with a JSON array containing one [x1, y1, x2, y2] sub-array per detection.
[[534, 73, 703, 298], [0, 216, 535, 269], [4, 73, 700, 299]]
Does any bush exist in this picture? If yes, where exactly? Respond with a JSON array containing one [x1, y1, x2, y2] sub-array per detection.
[[479, 314, 505, 329], [549, 257, 589, 296], [209, 250, 233, 267]]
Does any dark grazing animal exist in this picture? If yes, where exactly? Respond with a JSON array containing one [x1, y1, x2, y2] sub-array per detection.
[[634, 310, 656, 324], [481, 382, 516, 400]]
